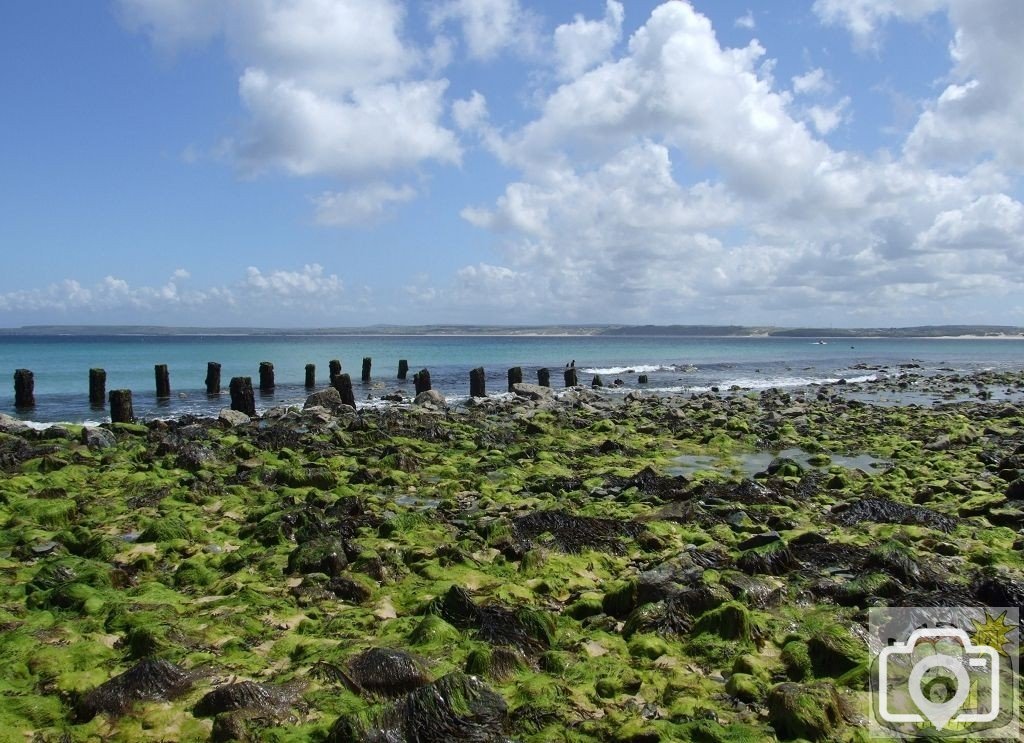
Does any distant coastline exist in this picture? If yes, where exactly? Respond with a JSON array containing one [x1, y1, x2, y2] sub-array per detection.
[[0, 324, 1022, 339]]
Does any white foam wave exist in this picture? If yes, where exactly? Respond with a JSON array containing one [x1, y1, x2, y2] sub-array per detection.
[[719, 374, 878, 390], [20, 419, 105, 430], [579, 364, 673, 375]]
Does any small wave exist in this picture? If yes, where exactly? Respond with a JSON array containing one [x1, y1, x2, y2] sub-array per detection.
[[719, 374, 878, 390], [21, 419, 105, 430], [579, 364, 673, 375]]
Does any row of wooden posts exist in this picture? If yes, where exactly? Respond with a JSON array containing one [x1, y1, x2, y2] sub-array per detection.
[[11, 360, 648, 423]]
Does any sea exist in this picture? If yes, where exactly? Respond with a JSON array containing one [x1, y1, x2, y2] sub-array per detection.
[[1, 334, 1022, 424]]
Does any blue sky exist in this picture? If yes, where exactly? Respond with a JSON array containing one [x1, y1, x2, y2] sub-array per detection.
[[1, 0, 1021, 327]]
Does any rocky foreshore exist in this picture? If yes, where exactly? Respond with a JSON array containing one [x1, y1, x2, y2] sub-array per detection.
[[1, 369, 1023, 741]]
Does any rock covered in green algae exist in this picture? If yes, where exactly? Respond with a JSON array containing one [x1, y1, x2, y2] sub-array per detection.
[[767, 681, 845, 741]]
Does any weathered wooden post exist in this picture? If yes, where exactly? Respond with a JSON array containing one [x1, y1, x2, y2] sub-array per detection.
[[563, 367, 578, 387], [154, 364, 170, 398], [537, 368, 550, 388], [638, 374, 649, 384], [397, 360, 409, 380], [507, 366, 523, 392], [329, 359, 342, 379], [361, 357, 372, 383], [109, 389, 134, 423], [413, 369, 431, 394], [205, 362, 221, 395], [331, 373, 356, 407], [14, 369, 34, 408], [592, 374, 604, 388], [470, 367, 486, 397], [89, 368, 106, 407], [229, 377, 255, 417], [304, 364, 316, 388], [259, 361, 275, 392]]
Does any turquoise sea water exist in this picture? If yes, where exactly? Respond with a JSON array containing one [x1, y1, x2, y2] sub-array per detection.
[[1, 334, 1021, 423]]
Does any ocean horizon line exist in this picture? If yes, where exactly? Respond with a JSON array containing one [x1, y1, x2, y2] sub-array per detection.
[[2, 323, 1023, 339]]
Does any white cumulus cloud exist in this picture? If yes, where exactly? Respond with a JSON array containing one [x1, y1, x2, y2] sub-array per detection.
[[553, 0, 625, 80]]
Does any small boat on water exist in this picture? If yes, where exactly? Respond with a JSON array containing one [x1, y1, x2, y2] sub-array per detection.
[[814, 340, 828, 345]]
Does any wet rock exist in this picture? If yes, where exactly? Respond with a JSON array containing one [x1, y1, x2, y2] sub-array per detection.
[[194, 681, 297, 717], [347, 648, 431, 697], [737, 531, 781, 551], [76, 658, 195, 721]]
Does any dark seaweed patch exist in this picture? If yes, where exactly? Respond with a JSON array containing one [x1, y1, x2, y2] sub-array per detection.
[[830, 498, 955, 532], [512, 510, 646, 554]]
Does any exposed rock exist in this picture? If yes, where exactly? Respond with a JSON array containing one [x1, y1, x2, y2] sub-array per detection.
[[737, 531, 782, 551], [76, 658, 195, 721], [414, 390, 447, 407], [512, 383, 553, 401], [219, 408, 252, 426], [80, 426, 116, 450], [303, 387, 344, 411]]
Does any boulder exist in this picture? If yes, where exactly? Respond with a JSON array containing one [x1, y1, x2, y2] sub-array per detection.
[[512, 383, 553, 401], [304, 387, 344, 411], [218, 408, 252, 426], [767, 681, 843, 741], [80, 427, 116, 450], [413, 390, 446, 407], [0, 413, 30, 435]]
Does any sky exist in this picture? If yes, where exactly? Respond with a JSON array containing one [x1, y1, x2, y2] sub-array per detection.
[[0, 0, 1022, 328]]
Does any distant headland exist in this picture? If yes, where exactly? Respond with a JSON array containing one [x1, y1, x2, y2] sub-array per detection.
[[0, 324, 1022, 338]]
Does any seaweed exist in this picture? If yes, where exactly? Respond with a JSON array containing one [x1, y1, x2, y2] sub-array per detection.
[[511, 510, 647, 554], [830, 497, 955, 532]]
